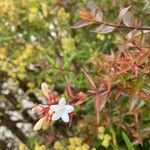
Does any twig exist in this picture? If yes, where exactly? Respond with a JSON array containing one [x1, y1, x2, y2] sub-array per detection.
[[95, 21, 150, 31]]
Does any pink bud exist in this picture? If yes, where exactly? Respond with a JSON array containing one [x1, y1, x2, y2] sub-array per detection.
[[33, 104, 49, 116]]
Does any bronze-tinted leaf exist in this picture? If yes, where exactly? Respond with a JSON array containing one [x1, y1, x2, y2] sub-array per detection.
[[91, 25, 115, 33], [94, 92, 109, 123], [118, 6, 131, 24], [99, 92, 108, 112], [74, 92, 87, 105], [71, 20, 93, 29], [123, 11, 135, 27], [126, 29, 138, 40], [127, 30, 150, 40], [66, 84, 74, 98], [95, 9, 103, 22], [88, 1, 103, 21], [88, 1, 99, 16], [82, 69, 96, 91]]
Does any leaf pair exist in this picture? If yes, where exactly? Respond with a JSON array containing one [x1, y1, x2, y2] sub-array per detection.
[[66, 84, 87, 106], [71, 1, 116, 34], [71, 1, 103, 30], [82, 69, 111, 123]]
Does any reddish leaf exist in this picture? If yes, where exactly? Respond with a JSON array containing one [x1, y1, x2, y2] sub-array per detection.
[[82, 69, 96, 91], [95, 9, 103, 22], [127, 29, 138, 40], [94, 77, 111, 124], [114, 90, 122, 100], [127, 30, 150, 40], [100, 77, 111, 93], [118, 6, 131, 23], [123, 11, 135, 27], [94, 92, 109, 124], [91, 25, 115, 33], [71, 20, 93, 29], [66, 84, 74, 98], [99, 92, 109, 112], [74, 92, 87, 105], [88, 1, 99, 16]]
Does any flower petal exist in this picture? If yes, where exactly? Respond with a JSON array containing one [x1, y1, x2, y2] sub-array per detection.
[[42, 117, 50, 130], [34, 117, 45, 131], [59, 97, 66, 106], [61, 113, 69, 123], [41, 82, 49, 98], [52, 112, 61, 121], [65, 105, 74, 113], [50, 105, 58, 112]]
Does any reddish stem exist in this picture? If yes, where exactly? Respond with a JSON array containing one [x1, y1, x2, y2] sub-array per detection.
[[95, 21, 150, 31]]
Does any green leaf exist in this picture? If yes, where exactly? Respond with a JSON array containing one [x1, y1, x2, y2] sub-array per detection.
[[122, 132, 135, 150]]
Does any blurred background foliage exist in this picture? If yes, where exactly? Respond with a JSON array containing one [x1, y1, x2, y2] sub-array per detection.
[[0, 0, 150, 149]]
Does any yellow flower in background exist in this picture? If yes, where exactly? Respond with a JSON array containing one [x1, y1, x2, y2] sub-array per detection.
[[97, 126, 105, 140], [61, 37, 75, 52], [27, 82, 35, 88], [57, 8, 70, 24], [97, 126, 112, 148], [69, 137, 76, 146], [82, 143, 90, 150], [96, 34, 105, 41], [97, 126, 105, 133], [28, 6, 39, 22], [98, 133, 104, 140], [101, 134, 111, 148], [69, 137, 82, 146], [68, 137, 90, 150], [18, 73, 26, 80], [67, 145, 76, 150], [19, 143, 26, 150], [0, 48, 7, 60], [41, 3, 48, 17], [34, 144, 46, 150], [74, 137, 82, 146], [54, 141, 64, 150], [74, 147, 82, 150]]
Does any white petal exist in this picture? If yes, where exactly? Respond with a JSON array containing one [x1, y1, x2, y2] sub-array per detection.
[[65, 105, 74, 113], [59, 97, 66, 106], [34, 117, 45, 131], [52, 113, 61, 121], [61, 113, 69, 123], [41, 82, 49, 98], [50, 105, 58, 112]]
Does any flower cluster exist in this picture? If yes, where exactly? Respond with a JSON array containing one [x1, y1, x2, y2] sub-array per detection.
[[54, 137, 91, 150], [33, 83, 86, 130], [97, 126, 111, 148], [33, 83, 74, 130]]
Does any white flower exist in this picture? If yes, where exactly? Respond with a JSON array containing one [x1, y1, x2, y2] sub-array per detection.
[[50, 97, 74, 123]]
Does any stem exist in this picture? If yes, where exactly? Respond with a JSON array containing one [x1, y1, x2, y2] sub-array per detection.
[[95, 21, 150, 31]]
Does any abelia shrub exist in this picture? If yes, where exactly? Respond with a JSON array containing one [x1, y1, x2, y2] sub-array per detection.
[[32, 1, 150, 146]]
